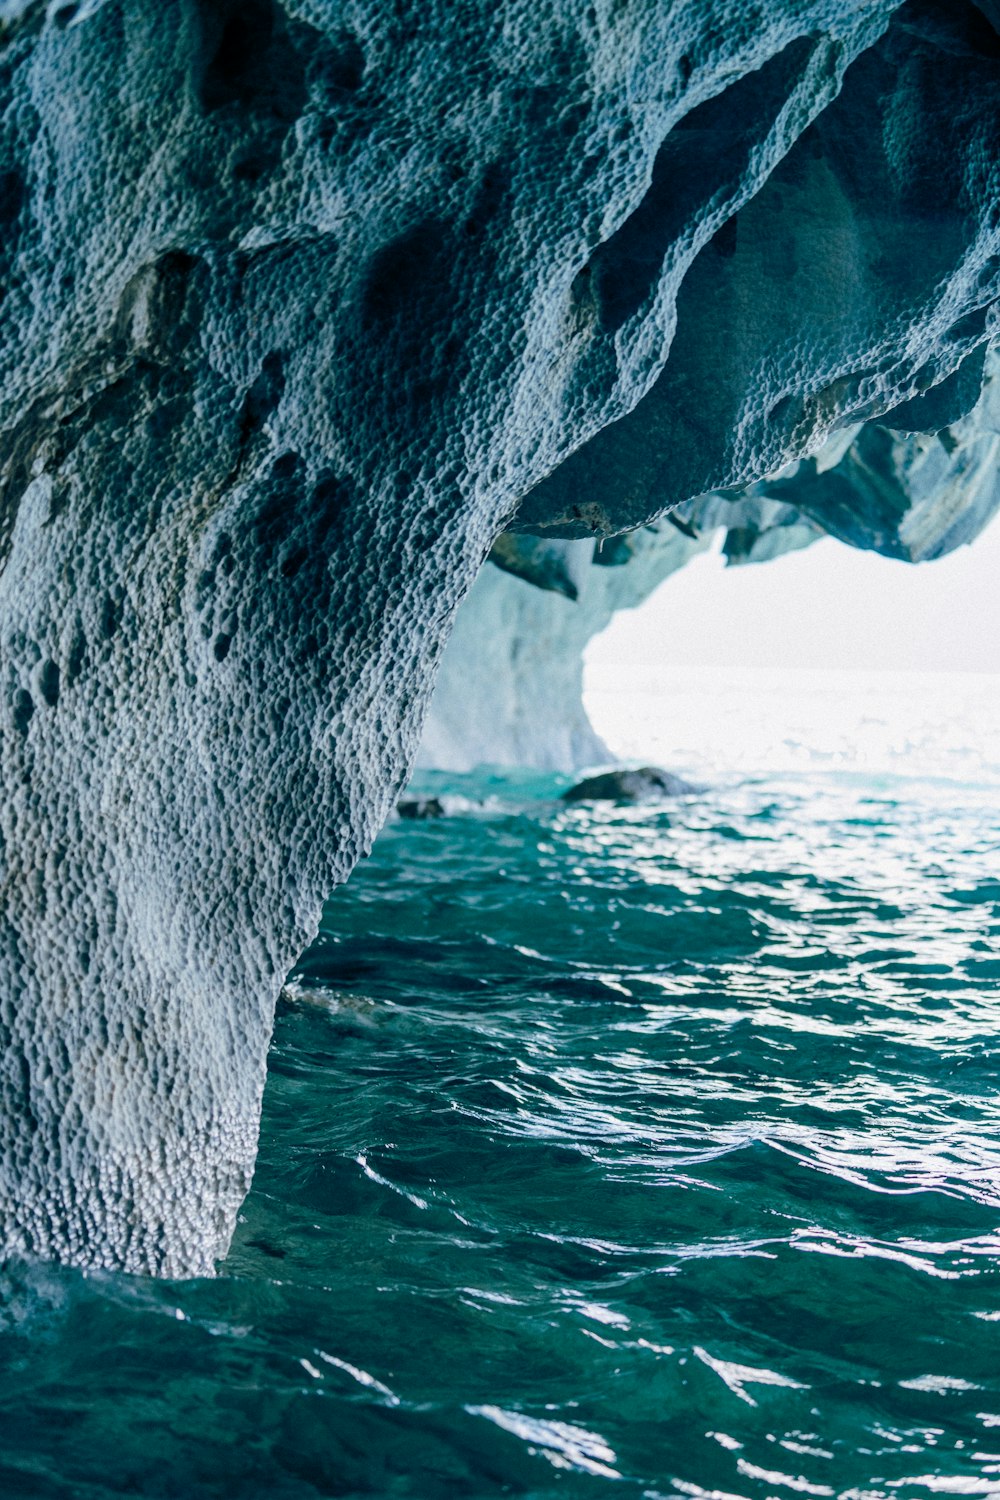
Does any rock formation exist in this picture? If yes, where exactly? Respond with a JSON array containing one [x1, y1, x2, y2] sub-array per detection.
[[562, 766, 699, 802], [415, 526, 708, 770], [419, 356, 1000, 773], [1, 0, 999, 1274]]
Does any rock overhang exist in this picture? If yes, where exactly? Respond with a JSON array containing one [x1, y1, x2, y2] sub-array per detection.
[[0, 0, 997, 1274]]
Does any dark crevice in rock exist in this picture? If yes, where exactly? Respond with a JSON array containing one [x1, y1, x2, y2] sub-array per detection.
[[115, 251, 206, 362], [582, 36, 816, 334], [11, 687, 33, 735], [905, 0, 1000, 58], [237, 351, 285, 450], [0, 165, 24, 228], [970, 0, 1000, 46], [196, 0, 307, 123], [38, 659, 60, 709], [359, 218, 468, 415], [882, 342, 988, 432], [709, 213, 739, 260], [309, 31, 366, 100], [66, 626, 86, 684], [100, 590, 123, 642], [361, 219, 452, 329], [944, 306, 992, 345]]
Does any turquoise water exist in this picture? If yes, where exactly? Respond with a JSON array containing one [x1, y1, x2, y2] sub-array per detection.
[[3, 676, 1000, 1496]]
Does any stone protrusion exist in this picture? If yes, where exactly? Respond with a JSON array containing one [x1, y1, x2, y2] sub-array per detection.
[[0, 0, 998, 1273]]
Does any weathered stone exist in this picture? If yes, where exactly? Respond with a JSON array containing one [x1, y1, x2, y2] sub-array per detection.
[[515, 4, 1000, 538], [419, 361, 1000, 774], [488, 534, 593, 601], [562, 766, 699, 803], [762, 349, 1000, 559], [0, 0, 998, 1274], [416, 520, 708, 771]]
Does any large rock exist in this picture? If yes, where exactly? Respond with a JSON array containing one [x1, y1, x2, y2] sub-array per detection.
[[0, 0, 999, 1273], [562, 766, 699, 803], [514, 3, 1000, 537]]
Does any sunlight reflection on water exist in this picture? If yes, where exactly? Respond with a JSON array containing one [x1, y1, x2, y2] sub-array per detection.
[[2, 670, 1000, 1497]]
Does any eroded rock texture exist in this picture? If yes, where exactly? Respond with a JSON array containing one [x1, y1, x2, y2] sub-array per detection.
[[420, 366, 1000, 775], [1, 0, 999, 1273]]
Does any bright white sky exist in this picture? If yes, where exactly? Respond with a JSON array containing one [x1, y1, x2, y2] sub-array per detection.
[[589, 512, 1000, 675]]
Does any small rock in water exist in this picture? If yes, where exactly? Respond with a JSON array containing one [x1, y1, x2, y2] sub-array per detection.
[[397, 796, 447, 819], [397, 794, 484, 819], [562, 766, 698, 804]]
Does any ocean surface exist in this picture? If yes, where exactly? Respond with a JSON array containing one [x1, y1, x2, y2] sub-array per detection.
[[3, 666, 1000, 1499]]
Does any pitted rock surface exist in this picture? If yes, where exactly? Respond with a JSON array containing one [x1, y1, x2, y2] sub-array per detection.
[[515, 3, 1000, 536], [1, 0, 999, 1273]]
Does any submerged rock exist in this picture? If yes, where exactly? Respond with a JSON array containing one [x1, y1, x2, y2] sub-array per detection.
[[1, 0, 1000, 1275], [563, 767, 698, 804]]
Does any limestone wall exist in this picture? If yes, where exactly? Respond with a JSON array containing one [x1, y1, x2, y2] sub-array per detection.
[[1, 0, 1000, 1271]]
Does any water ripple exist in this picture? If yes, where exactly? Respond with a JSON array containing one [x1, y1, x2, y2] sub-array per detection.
[[2, 763, 1000, 1496]]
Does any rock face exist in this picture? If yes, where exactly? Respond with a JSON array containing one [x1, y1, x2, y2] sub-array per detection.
[[1, 0, 1000, 1274], [415, 525, 708, 770], [419, 358, 1000, 773]]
